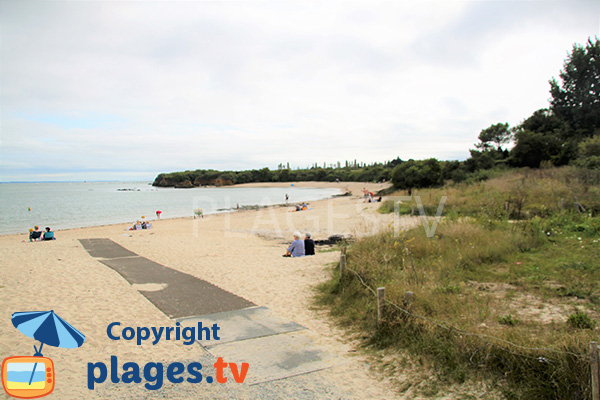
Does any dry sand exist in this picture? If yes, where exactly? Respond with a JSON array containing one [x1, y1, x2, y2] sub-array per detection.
[[0, 181, 421, 399]]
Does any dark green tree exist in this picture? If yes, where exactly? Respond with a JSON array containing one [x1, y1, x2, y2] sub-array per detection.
[[509, 109, 574, 167], [278, 168, 291, 182], [386, 157, 404, 168], [476, 122, 512, 152], [441, 160, 467, 182], [519, 108, 567, 135], [235, 171, 253, 184], [464, 149, 497, 171], [573, 135, 600, 170], [510, 130, 565, 168], [549, 37, 600, 137], [391, 158, 442, 190]]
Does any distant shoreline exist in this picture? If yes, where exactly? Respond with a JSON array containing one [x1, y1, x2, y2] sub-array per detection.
[[1, 182, 352, 237]]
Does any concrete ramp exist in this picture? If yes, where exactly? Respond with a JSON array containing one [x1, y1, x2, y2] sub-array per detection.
[[79, 237, 138, 258], [178, 307, 342, 385], [207, 331, 342, 385], [178, 306, 306, 347]]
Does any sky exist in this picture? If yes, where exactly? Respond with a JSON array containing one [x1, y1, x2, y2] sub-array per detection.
[[1, 0, 598, 182]]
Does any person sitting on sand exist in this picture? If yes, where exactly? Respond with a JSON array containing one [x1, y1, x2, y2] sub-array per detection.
[[304, 232, 315, 256], [41, 227, 55, 240], [128, 221, 142, 230], [283, 231, 305, 257], [29, 226, 42, 242]]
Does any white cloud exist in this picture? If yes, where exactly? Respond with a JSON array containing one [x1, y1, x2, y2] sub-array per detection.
[[1, 0, 598, 181]]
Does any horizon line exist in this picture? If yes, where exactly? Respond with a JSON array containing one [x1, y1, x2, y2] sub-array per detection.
[[0, 180, 153, 184]]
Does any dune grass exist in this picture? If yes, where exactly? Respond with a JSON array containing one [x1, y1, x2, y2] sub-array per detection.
[[317, 167, 600, 399]]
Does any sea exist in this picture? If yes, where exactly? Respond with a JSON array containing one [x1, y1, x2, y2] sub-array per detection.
[[0, 181, 342, 236]]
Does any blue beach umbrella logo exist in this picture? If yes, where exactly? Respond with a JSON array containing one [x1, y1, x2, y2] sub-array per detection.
[[11, 311, 86, 355], [1, 310, 85, 399]]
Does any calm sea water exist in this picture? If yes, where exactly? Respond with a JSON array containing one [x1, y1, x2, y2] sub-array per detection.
[[0, 182, 342, 236]]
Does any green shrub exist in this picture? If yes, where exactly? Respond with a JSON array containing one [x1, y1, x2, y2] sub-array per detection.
[[567, 312, 596, 330], [498, 314, 519, 326]]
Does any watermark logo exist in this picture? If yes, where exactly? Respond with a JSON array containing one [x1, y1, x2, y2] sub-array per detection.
[[191, 194, 447, 239], [2, 311, 85, 399], [390, 196, 447, 238], [87, 321, 249, 390], [2, 357, 55, 399]]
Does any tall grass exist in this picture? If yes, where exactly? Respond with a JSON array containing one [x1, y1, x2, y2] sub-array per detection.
[[318, 167, 600, 399], [380, 167, 600, 220]]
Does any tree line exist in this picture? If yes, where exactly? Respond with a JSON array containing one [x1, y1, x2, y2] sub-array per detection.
[[152, 160, 400, 187], [153, 38, 599, 190]]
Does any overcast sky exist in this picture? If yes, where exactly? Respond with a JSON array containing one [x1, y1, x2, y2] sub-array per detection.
[[1, 0, 598, 182]]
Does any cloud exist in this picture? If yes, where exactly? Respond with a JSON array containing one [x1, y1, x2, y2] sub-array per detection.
[[1, 0, 598, 181]]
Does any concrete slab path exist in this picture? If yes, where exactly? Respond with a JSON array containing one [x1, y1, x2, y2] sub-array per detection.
[[79, 238, 255, 317]]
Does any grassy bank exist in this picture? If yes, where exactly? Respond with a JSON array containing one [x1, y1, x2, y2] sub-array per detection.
[[317, 167, 600, 399]]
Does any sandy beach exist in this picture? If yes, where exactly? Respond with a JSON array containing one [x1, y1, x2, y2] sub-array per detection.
[[0, 181, 420, 399]]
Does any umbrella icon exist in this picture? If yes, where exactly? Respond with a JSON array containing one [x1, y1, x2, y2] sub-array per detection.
[[11, 310, 85, 386]]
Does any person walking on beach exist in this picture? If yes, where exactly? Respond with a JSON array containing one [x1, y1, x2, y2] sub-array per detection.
[[285, 193, 289, 203], [283, 231, 305, 257], [156, 210, 162, 219]]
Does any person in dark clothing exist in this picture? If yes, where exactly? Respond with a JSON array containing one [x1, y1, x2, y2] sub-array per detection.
[[304, 232, 315, 256], [41, 227, 55, 240], [29, 226, 42, 241]]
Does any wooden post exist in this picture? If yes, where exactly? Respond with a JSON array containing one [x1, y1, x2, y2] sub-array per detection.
[[560, 198, 565, 212], [377, 287, 385, 326], [341, 246, 347, 255], [591, 342, 600, 400], [339, 254, 346, 276]]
